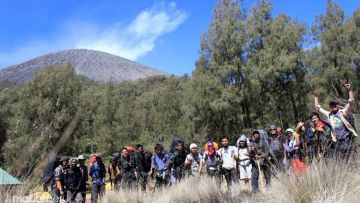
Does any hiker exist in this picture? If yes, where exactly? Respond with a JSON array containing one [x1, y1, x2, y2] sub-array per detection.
[[134, 144, 150, 191], [185, 143, 204, 177], [249, 130, 271, 193], [64, 158, 83, 203], [118, 147, 138, 191], [205, 140, 219, 152], [51, 156, 68, 203], [170, 141, 187, 185], [237, 135, 252, 190], [268, 125, 286, 171], [218, 136, 239, 189], [284, 127, 306, 177], [77, 155, 88, 203], [314, 83, 357, 159], [302, 121, 316, 163], [149, 144, 171, 189], [108, 156, 121, 190], [89, 153, 106, 203], [203, 141, 222, 184], [309, 112, 332, 160]]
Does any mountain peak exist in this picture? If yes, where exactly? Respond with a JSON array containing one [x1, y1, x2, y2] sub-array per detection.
[[0, 49, 168, 83]]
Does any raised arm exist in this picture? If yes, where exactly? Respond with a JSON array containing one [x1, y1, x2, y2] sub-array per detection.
[[314, 91, 321, 109], [313, 91, 330, 117], [343, 84, 354, 116]]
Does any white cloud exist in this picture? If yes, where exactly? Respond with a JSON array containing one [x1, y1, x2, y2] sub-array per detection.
[[0, 2, 187, 67]]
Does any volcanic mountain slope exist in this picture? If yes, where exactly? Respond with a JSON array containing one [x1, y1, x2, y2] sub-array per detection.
[[0, 49, 168, 83]]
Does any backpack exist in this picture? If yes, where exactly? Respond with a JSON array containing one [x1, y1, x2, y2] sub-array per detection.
[[204, 153, 220, 166], [90, 162, 105, 185], [42, 156, 60, 189]]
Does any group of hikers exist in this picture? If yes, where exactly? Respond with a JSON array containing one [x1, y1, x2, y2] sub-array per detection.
[[44, 84, 358, 203]]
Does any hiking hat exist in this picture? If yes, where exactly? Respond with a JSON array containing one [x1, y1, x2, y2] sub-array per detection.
[[286, 128, 294, 133], [77, 155, 86, 160], [190, 143, 198, 149], [95, 153, 102, 158]]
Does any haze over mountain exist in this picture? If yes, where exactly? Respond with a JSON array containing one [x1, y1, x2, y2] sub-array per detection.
[[0, 49, 168, 83]]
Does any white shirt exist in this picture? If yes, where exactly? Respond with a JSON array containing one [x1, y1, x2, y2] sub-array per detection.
[[218, 146, 238, 170]]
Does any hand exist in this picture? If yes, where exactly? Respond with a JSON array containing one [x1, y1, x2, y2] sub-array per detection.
[[313, 91, 319, 97], [332, 136, 337, 142], [344, 84, 352, 91]]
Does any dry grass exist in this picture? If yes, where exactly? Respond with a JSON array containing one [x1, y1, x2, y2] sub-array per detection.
[[101, 177, 255, 203], [101, 158, 360, 203]]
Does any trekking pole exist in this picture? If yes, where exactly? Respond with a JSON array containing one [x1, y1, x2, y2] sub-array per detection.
[[255, 160, 265, 191]]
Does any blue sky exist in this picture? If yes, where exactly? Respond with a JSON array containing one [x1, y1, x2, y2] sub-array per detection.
[[0, 0, 359, 76]]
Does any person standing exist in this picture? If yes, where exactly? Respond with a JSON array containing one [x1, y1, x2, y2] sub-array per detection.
[[51, 157, 68, 203], [218, 136, 239, 189], [237, 135, 252, 190], [309, 112, 332, 160], [268, 125, 286, 170], [203, 141, 222, 184], [77, 155, 88, 203], [284, 127, 306, 177], [89, 153, 106, 203], [108, 156, 121, 190], [249, 130, 271, 193], [149, 144, 171, 189], [118, 147, 138, 191], [64, 158, 83, 203], [314, 83, 357, 159], [134, 144, 150, 191], [185, 143, 204, 177], [170, 141, 187, 185]]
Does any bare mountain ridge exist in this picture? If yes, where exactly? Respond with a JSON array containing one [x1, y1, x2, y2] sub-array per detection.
[[0, 49, 168, 83]]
